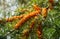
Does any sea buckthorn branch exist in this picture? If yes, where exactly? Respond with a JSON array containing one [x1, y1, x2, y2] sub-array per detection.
[[6, 14, 24, 22], [0, 15, 24, 23], [14, 10, 41, 29], [36, 22, 42, 39]]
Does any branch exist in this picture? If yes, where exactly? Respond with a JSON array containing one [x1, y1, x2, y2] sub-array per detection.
[[36, 22, 42, 39], [6, 14, 25, 22], [14, 10, 41, 29]]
